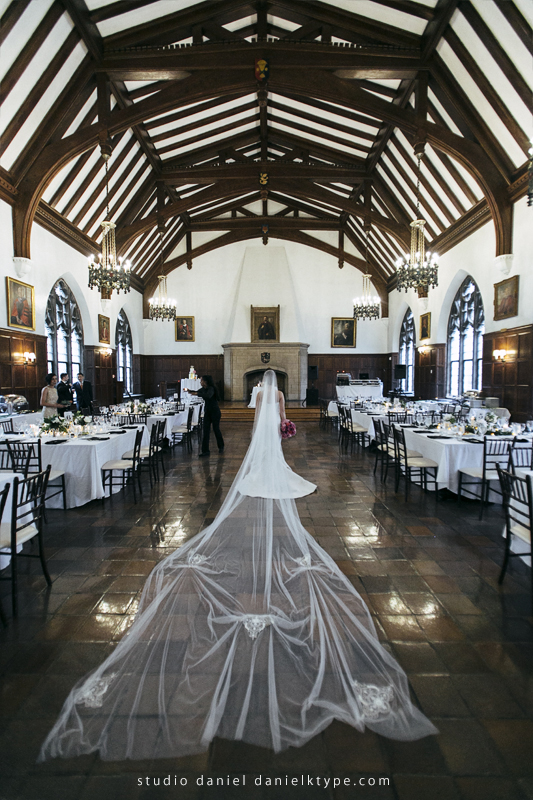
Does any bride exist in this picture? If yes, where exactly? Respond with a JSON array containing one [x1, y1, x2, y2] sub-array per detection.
[[39, 370, 436, 762]]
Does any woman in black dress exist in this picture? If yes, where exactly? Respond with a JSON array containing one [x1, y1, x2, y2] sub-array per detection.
[[187, 375, 224, 457]]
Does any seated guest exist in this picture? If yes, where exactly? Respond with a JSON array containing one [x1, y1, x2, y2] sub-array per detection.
[[73, 372, 93, 411], [56, 372, 74, 416]]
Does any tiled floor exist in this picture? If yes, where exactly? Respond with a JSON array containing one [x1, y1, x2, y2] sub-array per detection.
[[1, 422, 532, 800]]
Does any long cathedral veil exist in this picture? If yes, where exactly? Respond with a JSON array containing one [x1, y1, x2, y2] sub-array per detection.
[[39, 370, 436, 762]]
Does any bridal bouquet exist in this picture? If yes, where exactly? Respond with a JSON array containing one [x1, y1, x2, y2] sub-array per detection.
[[281, 419, 296, 439]]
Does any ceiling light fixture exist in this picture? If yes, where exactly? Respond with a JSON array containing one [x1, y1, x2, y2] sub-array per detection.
[[353, 225, 380, 320]]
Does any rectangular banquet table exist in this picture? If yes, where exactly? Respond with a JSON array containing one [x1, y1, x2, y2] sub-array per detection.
[[1, 427, 149, 509]]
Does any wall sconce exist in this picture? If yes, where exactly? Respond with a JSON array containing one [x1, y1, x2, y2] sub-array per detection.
[[99, 347, 112, 357], [493, 349, 506, 362], [418, 345, 430, 355], [22, 351, 36, 364]]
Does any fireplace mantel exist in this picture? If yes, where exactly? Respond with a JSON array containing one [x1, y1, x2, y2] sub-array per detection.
[[222, 342, 309, 401]]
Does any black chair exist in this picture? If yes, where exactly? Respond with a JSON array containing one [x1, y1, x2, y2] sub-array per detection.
[[123, 424, 161, 485], [508, 439, 533, 472], [393, 426, 438, 500], [155, 420, 167, 477], [22, 438, 67, 511], [128, 413, 148, 425], [81, 406, 91, 417], [90, 402, 102, 416], [171, 406, 194, 452], [0, 419, 14, 433], [102, 428, 143, 502], [5, 441, 35, 477], [373, 418, 395, 483], [497, 465, 532, 598], [0, 466, 51, 617], [0, 481, 11, 626], [458, 437, 511, 519]]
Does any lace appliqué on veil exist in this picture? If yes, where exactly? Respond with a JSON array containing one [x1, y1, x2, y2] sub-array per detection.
[[75, 674, 116, 709], [188, 552, 208, 566], [242, 615, 273, 639], [296, 554, 311, 567], [353, 681, 394, 721]]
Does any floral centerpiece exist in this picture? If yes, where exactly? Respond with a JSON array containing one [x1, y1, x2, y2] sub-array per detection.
[[39, 415, 70, 435]]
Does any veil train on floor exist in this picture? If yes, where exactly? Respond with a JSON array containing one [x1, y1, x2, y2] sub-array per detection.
[[39, 370, 436, 762]]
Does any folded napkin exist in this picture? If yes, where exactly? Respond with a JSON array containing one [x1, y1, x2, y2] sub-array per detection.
[[109, 430, 126, 434], [4, 431, 23, 435], [412, 429, 431, 434], [122, 425, 138, 429], [462, 437, 483, 443], [400, 425, 417, 428], [164, 413, 174, 417], [86, 436, 110, 441], [44, 439, 69, 445], [426, 434, 452, 440]]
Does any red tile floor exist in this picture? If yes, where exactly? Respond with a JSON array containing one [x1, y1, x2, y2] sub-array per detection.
[[0, 421, 532, 800]]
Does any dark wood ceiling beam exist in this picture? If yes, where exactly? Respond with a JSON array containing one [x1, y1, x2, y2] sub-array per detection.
[[202, 20, 247, 42], [116, 173, 156, 228], [375, 0, 434, 21], [444, 27, 530, 155], [377, 159, 439, 239], [0, 0, 32, 46], [267, 191, 339, 220], [430, 57, 515, 178], [1, 29, 81, 162], [435, 149, 478, 207], [0, 2, 64, 107], [269, 129, 366, 166], [191, 193, 262, 221], [268, 112, 371, 155], [372, 177, 411, 227], [156, 116, 259, 156], [162, 130, 259, 168], [59, 0, 102, 59], [74, 140, 140, 228], [100, 45, 423, 78], [458, 2, 532, 111], [89, 0, 173, 24], [343, 224, 391, 287], [103, 0, 255, 48], [280, 20, 323, 41], [162, 162, 365, 184], [412, 138, 467, 216], [61, 134, 126, 218], [420, 0, 459, 62], [269, 99, 376, 143], [276, 90, 380, 130], [188, 216, 340, 230], [493, 0, 533, 56], [150, 101, 257, 144], [144, 92, 250, 131]]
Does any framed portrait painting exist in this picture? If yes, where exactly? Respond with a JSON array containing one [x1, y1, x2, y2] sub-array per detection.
[[175, 316, 195, 342], [494, 276, 519, 321], [6, 277, 35, 331], [420, 312, 431, 340], [331, 318, 356, 348], [251, 306, 279, 343], [98, 314, 111, 345]]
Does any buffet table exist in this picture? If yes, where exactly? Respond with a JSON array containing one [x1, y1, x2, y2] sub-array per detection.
[[336, 384, 383, 402]]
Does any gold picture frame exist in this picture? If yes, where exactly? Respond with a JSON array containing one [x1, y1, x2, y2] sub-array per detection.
[[494, 275, 519, 321], [6, 277, 35, 331], [175, 316, 195, 342], [331, 318, 356, 348], [251, 306, 279, 343], [98, 314, 111, 344], [420, 312, 431, 340]]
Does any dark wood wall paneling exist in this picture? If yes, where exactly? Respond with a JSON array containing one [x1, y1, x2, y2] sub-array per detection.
[[141, 355, 225, 399], [415, 344, 446, 400], [308, 354, 394, 400], [83, 346, 117, 407], [0, 327, 47, 411], [482, 325, 533, 423]]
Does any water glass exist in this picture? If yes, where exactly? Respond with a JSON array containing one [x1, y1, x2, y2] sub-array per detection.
[[526, 420, 533, 433]]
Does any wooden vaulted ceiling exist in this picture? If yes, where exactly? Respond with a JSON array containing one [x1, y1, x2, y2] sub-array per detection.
[[1, 0, 531, 309]]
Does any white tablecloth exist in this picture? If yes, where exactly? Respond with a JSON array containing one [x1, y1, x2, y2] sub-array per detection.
[[337, 385, 383, 402], [35, 427, 149, 508], [0, 412, 43, 429], [0, 472, 21, 569], [146, 412, 191, 438], [181, 379, 201, 393]]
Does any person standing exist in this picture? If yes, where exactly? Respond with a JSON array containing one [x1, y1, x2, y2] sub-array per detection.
[[40, 374, 66, 418], [187, 375, 224, 457], [56, 373, 73, 416], [72, 372, 93, 411]]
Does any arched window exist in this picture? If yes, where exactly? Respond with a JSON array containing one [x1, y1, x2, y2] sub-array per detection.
[[45, 280, 83, 377], [398, 308, 415, 394], [447, 277, 484, 397], [116, 309, 133, 394]]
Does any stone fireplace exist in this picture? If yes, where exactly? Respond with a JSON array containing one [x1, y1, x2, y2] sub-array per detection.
[[222, 343, 309, 401]]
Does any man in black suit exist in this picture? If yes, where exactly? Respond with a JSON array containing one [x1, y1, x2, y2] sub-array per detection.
[[72, 372, 93, 411], [56, 373, 74, 416]]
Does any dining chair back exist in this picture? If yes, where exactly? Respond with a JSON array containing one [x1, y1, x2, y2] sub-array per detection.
[[508, 439, 533, 472], [0, 481, 10, 626], [128, 413, 148, 425], [496, 465, 532, 599], [458, 437, 511, 519], [0, 466, 51, 617], [392, 426, 438, 500], [5, 441, 34, 477], [0, 419, 14, 433]]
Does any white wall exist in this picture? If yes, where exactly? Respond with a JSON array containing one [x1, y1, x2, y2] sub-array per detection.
[[0, 199, 145, 354], [387, 197, 532, 352], [144, 239, 390, 355]]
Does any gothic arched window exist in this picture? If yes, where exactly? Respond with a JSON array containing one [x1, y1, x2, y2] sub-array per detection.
[[398, 308, 415, 394], [116, 309, 133, 394], [447, 277, 484, 397], [45, 280, 83, 377]]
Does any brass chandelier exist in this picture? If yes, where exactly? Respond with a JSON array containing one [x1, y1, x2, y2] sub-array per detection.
[[149, 230, 176, 321], [88, 158, 131, 294], [353, 227, 380, 320], [395, 152, 438, 292]]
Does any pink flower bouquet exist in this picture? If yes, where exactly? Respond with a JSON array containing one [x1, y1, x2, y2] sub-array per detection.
[[281, 419, 296, 439]]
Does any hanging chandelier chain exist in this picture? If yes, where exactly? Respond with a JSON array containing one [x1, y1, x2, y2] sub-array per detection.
[[105, 159, 110, 220], [416, 153, 421, 218]]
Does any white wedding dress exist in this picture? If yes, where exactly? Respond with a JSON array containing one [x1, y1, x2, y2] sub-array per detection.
[[39, 370, 436, 762]]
